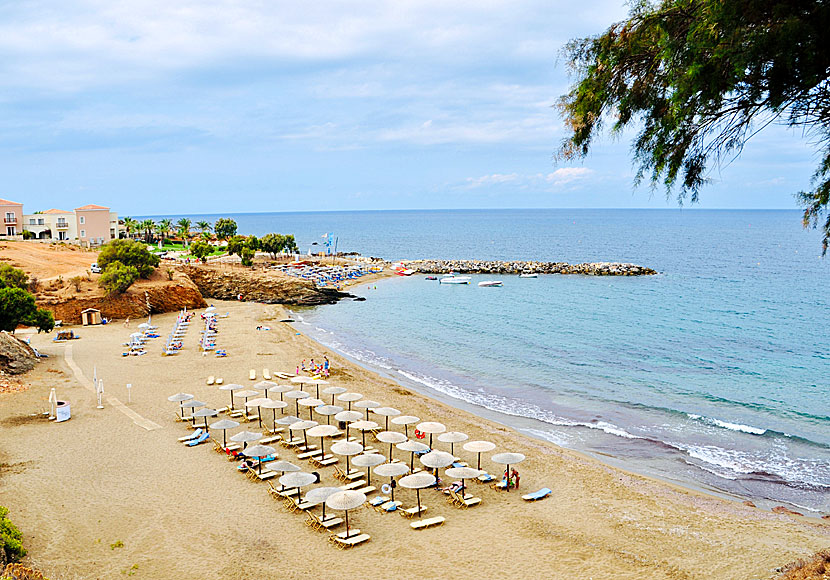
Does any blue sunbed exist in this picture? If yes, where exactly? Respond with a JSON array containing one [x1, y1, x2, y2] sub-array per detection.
[[186, 432, 210, 447], [522, 487, 552, 501]]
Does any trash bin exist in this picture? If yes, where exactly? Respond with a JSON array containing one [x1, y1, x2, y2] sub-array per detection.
[[55, 400, 71, 422]]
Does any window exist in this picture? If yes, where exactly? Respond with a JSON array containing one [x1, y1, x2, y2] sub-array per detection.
[[29, 218, 35, 224], [37, 218, 44, 225], [79, 216, 85, 224], [80, 229, 86, 238]]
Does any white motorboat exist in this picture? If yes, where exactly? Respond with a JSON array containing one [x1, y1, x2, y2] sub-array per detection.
[[439, 274, 471, 284], [519, 273, 538, 278], [478, 280, 503, 287]]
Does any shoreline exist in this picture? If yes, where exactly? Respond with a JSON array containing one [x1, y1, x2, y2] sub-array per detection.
[[292, 275, 829, 518], [292, 305, 824, 518], [0, 300, 827, 579]]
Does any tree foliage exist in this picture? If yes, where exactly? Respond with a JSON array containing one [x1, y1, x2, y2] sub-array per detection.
[[98, 239, 160, 279], [260, 233, 298, 258], [240, 246, 255, 267], [559, 0, 830, 251], [0, 264, 28, 290], [98, 261, 139, 295], [190, 240, 212, 263], [0, 287, 52, 333], [0, 506, 26, 563], [214, 218, 237, 240]]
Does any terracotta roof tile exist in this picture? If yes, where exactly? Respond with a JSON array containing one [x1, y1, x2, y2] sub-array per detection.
[[0, 198, 23, 205], [74, 204, 109, 210]]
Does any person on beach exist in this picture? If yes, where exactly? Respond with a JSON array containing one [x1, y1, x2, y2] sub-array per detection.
[[512, 468, 520, 489]]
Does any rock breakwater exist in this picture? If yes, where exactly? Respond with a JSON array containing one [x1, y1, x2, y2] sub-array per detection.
[[402, 260, 656, 276]]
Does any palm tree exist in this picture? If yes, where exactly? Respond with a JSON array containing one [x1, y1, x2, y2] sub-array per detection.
[[122, 217, 138, 239], [139, 219, 155, 244], [156, 218, 173, 246], [196, 220, 212, 240], [176, 218, 192, 247]]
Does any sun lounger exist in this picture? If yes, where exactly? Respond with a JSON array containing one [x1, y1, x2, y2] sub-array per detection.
[[333, 465, 363, 482], [259, 435, 281, 445], [216, 378, 223, 385], [448, 489, 481, 508], [178, 429, 203, 442], [411, 516, 445, 530], [353, 485, 376, 495], [477, 473, 495, 483], [522, 488, 552, 501], [264, 426, 285, 435], [377, 500, 401, 513], [206, 376, 215, 385], [339, 480, 367, 491], [400, 505, 427, 518], [186, 432, 210, 447], [328, 533, 370, 550], [249, 369, 256, 380], [296, 449, 323, 460], [263, 369, 271, 380], [491, 479, 510, 491], [311, 456, 339, 468], [306, 512, 343, 532], [369, 496, 389, 507], [254, 470, 277, 481]]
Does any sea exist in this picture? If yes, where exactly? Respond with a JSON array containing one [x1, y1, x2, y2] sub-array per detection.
[[149, 209, 830, 513]]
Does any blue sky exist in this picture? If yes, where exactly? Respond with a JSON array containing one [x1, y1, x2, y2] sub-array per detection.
[[0, 0, 819, 215]]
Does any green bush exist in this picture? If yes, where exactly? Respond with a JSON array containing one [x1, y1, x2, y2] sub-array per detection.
[[21, 230, 35, 240], [0, 288, 36, 333], [213, 218, 237, 240], [0, 265, 28, 290], [0, 506, 26, 563], [190, 241, 212, 263], [240, 247, 255, 267], [98, 261, 139, 295], [27, 308, 54, 334], [98, 239, 159, 279]]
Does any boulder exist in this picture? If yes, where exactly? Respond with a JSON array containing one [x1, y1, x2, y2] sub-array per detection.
[[0, 331, 38, 375]]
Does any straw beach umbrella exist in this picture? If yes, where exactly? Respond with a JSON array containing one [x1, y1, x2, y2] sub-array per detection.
[[230, 431, 262, 449], [323, 386, 347, 405], [260, 399, 287, 430], [168, 393, 194, 420], [297, 397, 324, 420], [233, 390, 260, 414], [391, 415, 419, 437], [376, 431, 407, 462], [210, 418, 239, 447], [373, 462, 409, 502], [192, 408, 218, 430], [307, 424, 339, 455], [438, 431, 469, 456], [304, 486, 341, 521], [348, 420, 379, 447], [330, 440, 363, 473], [271, 460, 301, 490], [445, 466, 482, 495], [279, 471, 317, 495], [243, 444, 276, 475], [253, 381, 278, 398], [268, 384, 295, 402], [290, 376, 315, 392], [334, 410, 363, 437], [373, 407, 401, 431], [491, 452, 525, 492], [352, 452, 385, 485], [284, 390, 310, 416], [218, 383, 244, 409], [314, 404, 342, 425], [289, 420, 318, 448], [420, 450, 455, 482], [245, 397, 270, 428], [325, 490, 366, 539], [354, 399, 381, 411], [311, 378, 329, 398], [397, 440, 430, 470], [336, 392, 363, 410], [398, 472, 436, 515], [415, 421, 446, 447], [463, 440, 496, 470]]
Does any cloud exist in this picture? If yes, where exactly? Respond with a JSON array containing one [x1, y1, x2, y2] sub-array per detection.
[[463, 168, 593, 190]]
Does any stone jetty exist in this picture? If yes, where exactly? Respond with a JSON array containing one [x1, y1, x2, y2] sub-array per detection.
[[401, 260, 657, 276]]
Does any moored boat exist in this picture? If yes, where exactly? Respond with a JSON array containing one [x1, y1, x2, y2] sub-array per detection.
[[519, 273, 538, 278], [478, 280, 503, 287], [439, 274, 471, 284]]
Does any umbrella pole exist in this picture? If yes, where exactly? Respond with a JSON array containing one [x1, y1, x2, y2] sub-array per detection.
[[410, 452, 414, 471], [258, 412, 262, 428], [366, 467, 371, 485], [303, 431, 309, 448], [361, 430, 366, 446], [258, 459, 262, 475], [506, 464, 510, 491], [272, 409, 276, 430], [229, 392, 233, 410], [295, 401, 300, 416], [204, 418, 209, 430], [450, 442, 454, 456], [346, 456, 350, 473], [477, 452, 481, 471], [430, 433, 433, 448], [180, 404, 185, 420], [389, 443, 393, 462], [316, 385, 320, 398], [404, 424, 408, 437], [416, 489, 421, 513], [223, 431, 227, 447], [320, 437, 325, 455], [390, 477, 395, 502], [345, 510, 350, 538], [386, 416, 389, 430]]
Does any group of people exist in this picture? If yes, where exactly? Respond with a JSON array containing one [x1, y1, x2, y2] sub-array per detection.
[[297, 356, 330, 378]]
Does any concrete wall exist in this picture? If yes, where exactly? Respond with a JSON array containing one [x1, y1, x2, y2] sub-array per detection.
[[75, 208, 110, 245], [0, 201, 23, 238]]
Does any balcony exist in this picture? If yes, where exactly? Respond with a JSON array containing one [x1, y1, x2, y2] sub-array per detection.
[[4, 216, 17, 224], [55, 222, 69, 229]]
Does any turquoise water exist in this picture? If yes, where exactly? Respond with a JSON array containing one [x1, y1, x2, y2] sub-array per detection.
[[149, 209, 830, 512]]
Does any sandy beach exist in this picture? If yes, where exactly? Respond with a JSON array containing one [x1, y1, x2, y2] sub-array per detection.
[[1, 300, 827, 580]]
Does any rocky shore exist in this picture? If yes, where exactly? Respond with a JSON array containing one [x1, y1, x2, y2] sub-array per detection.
[[402, 259, 657, 276]]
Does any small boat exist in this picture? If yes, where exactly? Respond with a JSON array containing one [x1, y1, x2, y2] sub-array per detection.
[[439, 274, 471, 284], [519, 273, 538, 278], [425, 276, 438, 280], [478, 280, 503, 287]]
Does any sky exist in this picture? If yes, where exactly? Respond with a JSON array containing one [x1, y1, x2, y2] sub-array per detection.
[[0, 0, 820, 215]]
